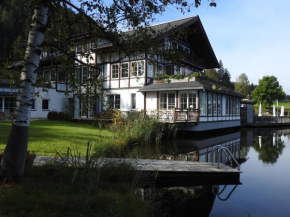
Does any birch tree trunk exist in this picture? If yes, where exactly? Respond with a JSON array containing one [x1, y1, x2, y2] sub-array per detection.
[[0, 4, 48, 177]]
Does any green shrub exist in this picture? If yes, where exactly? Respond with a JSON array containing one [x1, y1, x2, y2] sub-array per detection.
[[110, 113, 167, 148], [57, 112, 64, 120], [63, 112, 72, 121], [47, 111, 58, 120]]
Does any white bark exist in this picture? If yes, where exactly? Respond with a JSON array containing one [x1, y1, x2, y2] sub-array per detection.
[[13, 5, 48, 127], [0, 4, 48, 177]]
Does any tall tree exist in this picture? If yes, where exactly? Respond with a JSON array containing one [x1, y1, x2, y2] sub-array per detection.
[[234, 73, 250, 97], [0, 3, 48, 177], [1, 0, 218, 177], [252, 76, 285, 107], [205, 68, 218, 82]]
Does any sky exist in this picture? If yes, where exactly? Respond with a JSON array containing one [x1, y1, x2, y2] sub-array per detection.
[[150, 0, 290, 94]]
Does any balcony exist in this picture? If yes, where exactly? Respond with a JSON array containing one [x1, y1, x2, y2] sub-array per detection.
[[180, 53, 205, 69], [146, 108, 199, 123]]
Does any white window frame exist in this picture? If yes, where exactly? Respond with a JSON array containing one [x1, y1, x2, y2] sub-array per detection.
[[121, 62, 129, 78], [131, 60, 145, 77], [43, 69, 50, 83], [179, 91, 197, 110], [108, 95, 120, 109], [207, 92, 212, 116], [213, 93, 217, 116], [111, 63, 119, 79], [217, 94, 221, 115], [159, 92, 175, 111], [82, 66, 88, 84], [199, 91, 207, 116]]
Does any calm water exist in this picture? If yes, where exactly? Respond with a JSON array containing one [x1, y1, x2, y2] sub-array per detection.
[[148, 128, 290, 217]]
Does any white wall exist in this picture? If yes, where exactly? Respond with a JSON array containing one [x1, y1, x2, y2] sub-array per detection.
[[31, 88, 70, 119], [106, 89, 144, 111], [146, 92, 157, 110]]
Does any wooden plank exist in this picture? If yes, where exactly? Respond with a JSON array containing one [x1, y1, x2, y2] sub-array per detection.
[[34, 157, 239, 173]]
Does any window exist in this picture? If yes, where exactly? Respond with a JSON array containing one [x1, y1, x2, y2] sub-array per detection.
[[237, 100, 240, 115], [159, 93, 175, 111], [165, 64, 173, 75], [157, 64, 163, 73], [232, 98, 236, 115], [179, 92, 197, 109], [43, 70, 50, 82], [199, 91, 207, 116], [51, 69, 56, 82], [42, 99, 49, 110], [207, 92, 212, 115], [75, 68, 81, 84], [121, 63, 129, 78], [213, 93, 217, 115], [76, 43, 82, 53], [217, 94, 221, 115], [131, 94, 136, 110], [4, 97, 16, 110], [58, 69, 66, 83], [108, 95, 120, 109], [226, 96, 229, 115], [111, 64, 119, 79], [82, 43, 88, 53], [31, 99, 36, 110], [82, 67, 88, 83], [229, 97, 232, 115], [131, 61, 144, 77]]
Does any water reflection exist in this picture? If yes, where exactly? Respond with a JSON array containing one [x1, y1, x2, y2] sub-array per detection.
[[148, 128, 290, 217], [161, 132, 243, 167], [243, 129, 286, 164], [145, 186, 216, 217]]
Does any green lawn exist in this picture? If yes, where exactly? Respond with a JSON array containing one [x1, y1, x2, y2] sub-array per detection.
[[0, 120, 113, 156]]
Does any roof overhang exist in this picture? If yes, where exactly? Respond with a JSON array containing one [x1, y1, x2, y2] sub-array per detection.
[[139, 87, 203, 92]]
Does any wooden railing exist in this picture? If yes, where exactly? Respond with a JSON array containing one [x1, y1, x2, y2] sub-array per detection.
[[146, 108, 199, 123], [180, 53, 205, 68]]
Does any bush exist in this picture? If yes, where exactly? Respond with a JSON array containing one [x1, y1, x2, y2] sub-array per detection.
[[63, 112, 72, 121], [47, 111, 58, 120], [47, 111, 72, 121], [57, 112, 64, 120], [110, 112, 167, 148]]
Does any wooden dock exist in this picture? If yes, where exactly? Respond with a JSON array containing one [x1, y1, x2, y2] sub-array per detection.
[[243, 116, 290, 127], [34, 157, 241, 186]]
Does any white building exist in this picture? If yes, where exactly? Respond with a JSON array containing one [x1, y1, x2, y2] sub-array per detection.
[[0, 16, 243, 131]]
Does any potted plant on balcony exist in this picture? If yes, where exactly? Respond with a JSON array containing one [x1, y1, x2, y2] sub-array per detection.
[[153, 71, 165, 84]]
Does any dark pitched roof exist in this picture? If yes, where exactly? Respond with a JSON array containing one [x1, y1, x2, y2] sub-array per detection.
[[99, 16, 219, 69], [149, 16, 198, 36]]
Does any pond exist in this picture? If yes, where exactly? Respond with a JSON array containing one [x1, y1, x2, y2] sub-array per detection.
[[146, 128, 290, 217]]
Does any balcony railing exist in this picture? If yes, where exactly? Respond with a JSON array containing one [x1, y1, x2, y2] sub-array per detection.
[[180, 53, 205, 68], [146, 108, 199, 123]]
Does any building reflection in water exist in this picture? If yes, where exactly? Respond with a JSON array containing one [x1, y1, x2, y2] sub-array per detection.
[[160, 132, 242, 166]]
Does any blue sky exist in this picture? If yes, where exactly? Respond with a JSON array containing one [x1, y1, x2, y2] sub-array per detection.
[[152, 0, 290, 94], [74, 0, 290, 93]]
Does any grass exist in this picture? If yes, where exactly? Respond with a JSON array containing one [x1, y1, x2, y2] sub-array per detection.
[[0, 120, 114, 156], [0, 147, 149, 217]]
